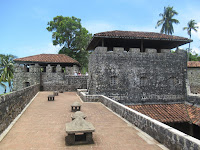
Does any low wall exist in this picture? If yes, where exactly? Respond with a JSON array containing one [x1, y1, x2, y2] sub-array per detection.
[[0, 84, 40, 134], [42, 76, 88, 91], [187, 94, 200, 106], [78, 90, 200, 150]]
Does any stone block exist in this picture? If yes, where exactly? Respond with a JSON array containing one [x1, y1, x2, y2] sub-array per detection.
[[129, 48, 140, 53], [161, 49, 171, 53], [145, 48, 157, 53], [113, 47, 124, 53], [94, 47, 107, 53]]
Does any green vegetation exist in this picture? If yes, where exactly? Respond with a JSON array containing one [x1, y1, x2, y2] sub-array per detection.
[[0, 54, 16, 93], [156, 6, 179, 35], [188, 52, 200, 61], [183, 20, 199, 59], [46, 16, 92, 72]]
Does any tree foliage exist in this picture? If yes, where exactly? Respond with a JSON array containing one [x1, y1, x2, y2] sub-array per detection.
[[46, 16, 92, 72], [183, 20, 199, 60], [0, 54, 16, 92], [156, 6, 179, 35], [188, 51, 200, 61], [183, 20, 198, 39]]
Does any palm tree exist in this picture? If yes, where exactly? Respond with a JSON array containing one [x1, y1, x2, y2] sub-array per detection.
[[0, 54, 16, 92], [156, 6, 180, 35], [183, 20, 199, 52]]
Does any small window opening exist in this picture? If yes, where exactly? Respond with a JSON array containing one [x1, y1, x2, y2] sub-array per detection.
[[62, 67, 65, 73], [25, 65, 29, 72], [41, 66, 46, 72], [110, 76, 118, 86], [140, 77, 147, 86], [25, 82, 30, 87], [52, 66, 56, 73]]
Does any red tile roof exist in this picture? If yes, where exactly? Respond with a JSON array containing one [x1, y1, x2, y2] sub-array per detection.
[[94, 30, 191, 41], [14, 54, 79, 65], [187, 61, 200, 67], [127, 104, 200, 126]]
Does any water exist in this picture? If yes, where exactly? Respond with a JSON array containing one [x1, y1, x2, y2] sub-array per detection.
[[0, 82, 11, 95]]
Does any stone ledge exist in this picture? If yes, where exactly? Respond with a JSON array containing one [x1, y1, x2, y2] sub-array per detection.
[[77, 89, 200, 150]]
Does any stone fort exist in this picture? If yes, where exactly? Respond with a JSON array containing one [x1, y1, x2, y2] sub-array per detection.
[[13, 54, 87, 91], [1, 30, 200, 149], [87, 30, 190, 104]]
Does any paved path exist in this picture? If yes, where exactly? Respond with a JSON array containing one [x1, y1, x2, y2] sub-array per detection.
[[0, 92, 168, 150]]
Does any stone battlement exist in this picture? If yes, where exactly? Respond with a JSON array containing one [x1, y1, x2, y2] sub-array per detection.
[[14, 63, 79, 75], [93, 46, 186, 54]]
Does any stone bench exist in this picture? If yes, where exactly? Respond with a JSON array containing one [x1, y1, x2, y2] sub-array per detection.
[[48, 95, 55, 101], [65, 117, 95, 145], [71, 111, 87, 120], [53, 91, 59, 96], [59, 90, 64, 93], [71, 102, 81, 112]]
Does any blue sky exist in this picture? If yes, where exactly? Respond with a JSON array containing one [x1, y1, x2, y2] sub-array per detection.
[[1, 0, 200, 58]]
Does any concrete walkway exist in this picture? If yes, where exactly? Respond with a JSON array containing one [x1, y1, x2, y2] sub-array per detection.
[[0, 92, 168, 150]]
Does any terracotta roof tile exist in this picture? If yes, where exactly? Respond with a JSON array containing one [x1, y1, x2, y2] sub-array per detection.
[[127, 104, 200, 126], [14, 54, 79, 65], [94, 30, 191, 41], [187, 61, 200, 67]]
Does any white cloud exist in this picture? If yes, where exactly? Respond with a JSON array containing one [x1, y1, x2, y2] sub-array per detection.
[[192, 47, 200, 55]]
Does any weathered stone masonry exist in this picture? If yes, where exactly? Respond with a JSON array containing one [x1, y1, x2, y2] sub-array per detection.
[[88, 47, 187, 104], [0, 84, 40, 134], [77, 90, 200, 150], [13, 64, 88, 91]]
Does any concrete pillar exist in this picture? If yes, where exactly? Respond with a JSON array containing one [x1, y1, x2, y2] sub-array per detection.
[[65, 66, 70, 75], [46, 64, 52, 73], [94, 47, 107, 53], [129, 48, 140, 53], [145, 48, 157, 53], [35, 63, 40, 73], [56, 64, 62, 73], [113, 47, 124, 53]]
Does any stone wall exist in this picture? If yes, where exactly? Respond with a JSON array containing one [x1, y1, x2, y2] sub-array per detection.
[[187, 67, 200, 94], [88, 47, 187, 104], [13, 64, 40, 91], [78, 90, 200, 150], [187, 94, 200, 106], [41, 75, 88, 91], [0, 84, 40, 134], [13, 63, 87, 92]]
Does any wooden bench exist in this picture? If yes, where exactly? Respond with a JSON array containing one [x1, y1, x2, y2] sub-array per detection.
[[48, 95, 55, 101], [65, 117, 95, 145], [71, 102, 81, 112]]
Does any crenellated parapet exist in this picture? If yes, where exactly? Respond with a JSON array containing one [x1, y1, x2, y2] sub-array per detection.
[[93, 46, 185, 54]]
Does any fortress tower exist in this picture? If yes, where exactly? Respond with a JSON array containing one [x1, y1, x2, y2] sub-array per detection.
[[13, 54, 83, 91], [87, 30, 192, 104]]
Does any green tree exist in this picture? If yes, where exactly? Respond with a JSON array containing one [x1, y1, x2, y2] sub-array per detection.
[[183, 20, 198, 54], [188, 51, 200, 61], [0, 54, 16, 92], [46, 16, 92, 72], [156, 6, 179, 35]]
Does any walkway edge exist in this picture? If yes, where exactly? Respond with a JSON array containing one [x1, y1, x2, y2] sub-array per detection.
[[0, 92, 39, 142]]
